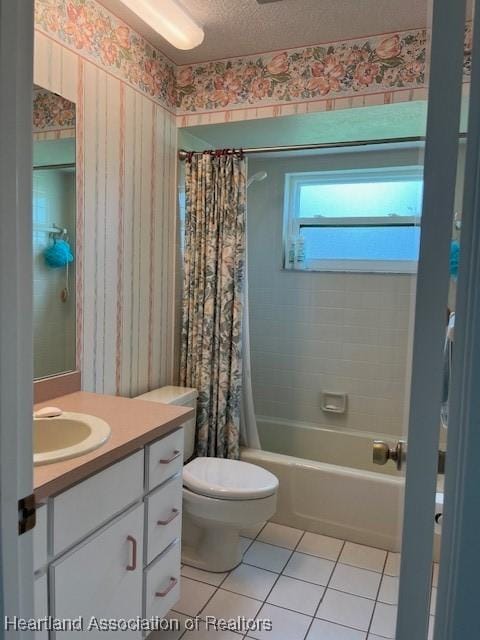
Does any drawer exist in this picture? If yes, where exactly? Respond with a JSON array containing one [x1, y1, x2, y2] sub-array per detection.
[[144, 540, 181, 621], [148, 429, 183, 491], [34, 504, 48, 572], [146, 474, 182, 564], [52, 450, 144, 555], [34, 573, 48, 640]]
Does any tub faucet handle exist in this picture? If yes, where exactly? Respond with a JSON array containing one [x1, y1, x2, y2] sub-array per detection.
[[373, 440, 406, 471]]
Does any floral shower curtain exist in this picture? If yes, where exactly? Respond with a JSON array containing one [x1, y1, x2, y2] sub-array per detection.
[[180, 151, 246, 459]]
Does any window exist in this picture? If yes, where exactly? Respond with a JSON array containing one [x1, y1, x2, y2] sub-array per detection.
[[283, 166, 423, 273]]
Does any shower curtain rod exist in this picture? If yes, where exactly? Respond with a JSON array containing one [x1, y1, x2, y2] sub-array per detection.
[[178, 136, 427, 160]]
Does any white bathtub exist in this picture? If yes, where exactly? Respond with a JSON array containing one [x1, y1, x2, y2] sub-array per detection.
[[241, 418, 405, 551]]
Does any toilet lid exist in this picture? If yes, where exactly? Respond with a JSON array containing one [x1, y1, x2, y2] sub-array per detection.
[[183, 458, 278, 500]]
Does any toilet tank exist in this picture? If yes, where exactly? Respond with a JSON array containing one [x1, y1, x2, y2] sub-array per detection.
[[135, 386, 197, 461]]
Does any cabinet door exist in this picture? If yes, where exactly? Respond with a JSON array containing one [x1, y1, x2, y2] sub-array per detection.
[[51, 503, 144, 639]]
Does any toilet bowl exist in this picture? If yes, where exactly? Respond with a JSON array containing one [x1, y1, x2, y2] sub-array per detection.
[[135, 386, 279, 573], [182, 457, 278, 572]]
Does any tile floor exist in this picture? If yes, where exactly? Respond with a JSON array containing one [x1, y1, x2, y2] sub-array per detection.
[[154, 522, 438, 640]]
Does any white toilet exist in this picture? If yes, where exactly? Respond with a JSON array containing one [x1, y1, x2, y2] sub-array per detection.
[[136, 386, 278, 572]]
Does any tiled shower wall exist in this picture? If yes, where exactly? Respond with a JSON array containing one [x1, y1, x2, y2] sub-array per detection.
[[33, 169, 76, 378], [248, 151, 419, 438]]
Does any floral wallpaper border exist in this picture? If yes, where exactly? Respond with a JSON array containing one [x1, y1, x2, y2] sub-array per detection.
[[34, 0, 472, 119], [35, 0, 177, 111], [33, 88, 76, 132], [176, 24, 472, 115]]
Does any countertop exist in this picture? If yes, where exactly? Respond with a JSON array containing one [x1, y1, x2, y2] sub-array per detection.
[[34, 391, 193, 501]]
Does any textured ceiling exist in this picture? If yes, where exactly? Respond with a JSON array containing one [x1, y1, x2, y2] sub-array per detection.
[[98, 0, 429, 65]]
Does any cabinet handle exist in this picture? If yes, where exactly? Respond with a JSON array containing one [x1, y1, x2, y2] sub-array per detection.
[[159, 450, 181, 464], [126, 535, 137, 571], [157, 508, 179, 526], [155, 577, 178, 598]]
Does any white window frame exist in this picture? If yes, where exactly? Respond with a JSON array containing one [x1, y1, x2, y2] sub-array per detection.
[[283, 166, 423, 273]]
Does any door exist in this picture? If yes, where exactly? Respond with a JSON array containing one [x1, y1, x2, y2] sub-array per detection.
[[388, 0, 480, 638], [51, 503, 144, 639], [0, 0, 35, 635]]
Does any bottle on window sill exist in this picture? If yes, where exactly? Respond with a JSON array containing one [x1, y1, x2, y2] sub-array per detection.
[[295, 235, 305, 270]]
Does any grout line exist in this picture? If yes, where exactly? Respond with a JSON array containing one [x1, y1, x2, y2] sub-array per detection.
[[176, 526, 402, 640], [247, 530, 308, 640], [303, 539, 347, 638], [366, 551, 390, 638]]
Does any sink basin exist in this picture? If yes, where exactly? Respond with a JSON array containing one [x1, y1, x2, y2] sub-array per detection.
[[34, 412, 111, 466]]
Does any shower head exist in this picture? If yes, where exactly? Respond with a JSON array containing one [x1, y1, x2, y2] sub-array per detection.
[[247, 171, 268, 188]]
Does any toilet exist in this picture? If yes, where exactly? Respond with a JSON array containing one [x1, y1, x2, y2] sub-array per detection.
[[135, 386, 279, 572]]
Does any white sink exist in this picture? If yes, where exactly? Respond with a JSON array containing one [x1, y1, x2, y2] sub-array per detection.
[[34, 412, 111, 466]]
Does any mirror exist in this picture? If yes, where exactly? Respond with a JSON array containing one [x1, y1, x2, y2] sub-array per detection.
[[33, 86, 76, 379]]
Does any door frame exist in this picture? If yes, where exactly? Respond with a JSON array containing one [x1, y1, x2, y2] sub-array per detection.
[[0, 0, 35, 633], [396, 0, 467, 637], [434, 0, 480, 636]]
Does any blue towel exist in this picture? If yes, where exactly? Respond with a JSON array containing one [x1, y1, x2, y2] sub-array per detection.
[[450, 240, 460, 279], [44, 239, 74, 268]]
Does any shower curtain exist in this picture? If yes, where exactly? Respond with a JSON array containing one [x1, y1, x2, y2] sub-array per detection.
[[180, 151, 246, 459]]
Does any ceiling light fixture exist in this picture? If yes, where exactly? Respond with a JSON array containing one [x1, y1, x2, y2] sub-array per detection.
[[119, 0, 204, 50]]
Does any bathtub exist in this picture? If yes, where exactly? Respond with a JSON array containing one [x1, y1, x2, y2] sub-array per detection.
[[240, 417, 405, 551]]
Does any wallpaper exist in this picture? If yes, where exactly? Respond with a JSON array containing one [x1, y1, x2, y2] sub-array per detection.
[[176, 24, 472, 124], [35, 0, 176, 111], [33, 88, 76, 132], [34, 0, 473, 127], [35, 30, 177, 398]]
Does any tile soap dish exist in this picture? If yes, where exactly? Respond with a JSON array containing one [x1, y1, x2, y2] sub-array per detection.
[[321, 391, 347, 414]]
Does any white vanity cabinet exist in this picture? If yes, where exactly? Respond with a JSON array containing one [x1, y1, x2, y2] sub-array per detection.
[[37, 427, 184, 637], [52, 503, 144, 639]]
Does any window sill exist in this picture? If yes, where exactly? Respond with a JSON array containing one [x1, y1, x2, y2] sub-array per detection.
[[284, 259, 418, 274]]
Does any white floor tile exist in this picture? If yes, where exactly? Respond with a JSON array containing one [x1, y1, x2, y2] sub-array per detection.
[[369, 603, 397, 639], [257, 522, 304, 550], [330, 563, 381, 600], [297, 532, 344, 561], [307, 619, 367, 640], [240, 536, 253, 556], [377, 575, 399, 605], [244, 540, 292, 572], [384, 552, 401, 577], [202, 588, 262, 621], [267, 575, 325, 616], [241, 522, 266, 539], [283, 551, 335, 586], [222, 563, 278, 600], [339, 543, 387, 573], [148, 612, 190, 639], [174, 578, 216, 616], [181, 565, 228, 587], [316, 589, 375, 632], [248, 603, 312, 640], [367, 635, 386, 640]]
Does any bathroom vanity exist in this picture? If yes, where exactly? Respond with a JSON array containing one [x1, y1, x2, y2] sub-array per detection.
[[33, 392, 192, 639]]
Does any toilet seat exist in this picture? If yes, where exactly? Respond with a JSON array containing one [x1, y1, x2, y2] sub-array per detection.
[[183, 457, 278, 500]]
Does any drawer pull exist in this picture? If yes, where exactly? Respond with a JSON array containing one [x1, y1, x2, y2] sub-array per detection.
[[157, 508, 180, 526], [159, 450, 181, 464], [126, 535, 137, 571], [155, 577, 178, 598]]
